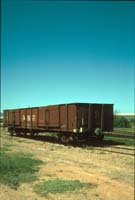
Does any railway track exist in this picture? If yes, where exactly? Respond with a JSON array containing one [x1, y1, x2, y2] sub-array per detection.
[[3, 130, 135, 157], [95, 146, 135, 157], [104, 132, 134, 139]]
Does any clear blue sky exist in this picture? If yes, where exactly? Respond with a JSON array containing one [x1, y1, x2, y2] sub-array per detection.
[[1, 0, 135, 113]]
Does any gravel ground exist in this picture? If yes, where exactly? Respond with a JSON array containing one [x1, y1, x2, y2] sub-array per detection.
[[0, 129, 134, 200]]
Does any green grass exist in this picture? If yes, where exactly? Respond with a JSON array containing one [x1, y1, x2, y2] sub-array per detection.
[[104, 136, 134, 147], [45, 132, 58, 138], [0, 146, 43, 189], [114, 127, 134, 134], [0, 144, 14, 152], [34, 179, 96, 197]]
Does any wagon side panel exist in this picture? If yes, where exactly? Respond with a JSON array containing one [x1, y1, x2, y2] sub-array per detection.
[[20, 109, 27, 128], [77, 104, 88, 130], [8, 110, 15, 126], [60, 105, 67, 131], [14, 109, 20, 126], [103, 104, 113, 132], [67, 104, 77, 132], [38, 107, 45, 127], [31, 108, 38, 128], [91, 104, 102, 129], [26, 109, 31, 129], [46, 105, 59, 128], [3, 110, 9, 127]]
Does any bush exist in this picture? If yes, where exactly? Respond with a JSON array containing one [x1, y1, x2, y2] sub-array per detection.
[[130, 118, 135, 127], [114, 116, 131, 128]]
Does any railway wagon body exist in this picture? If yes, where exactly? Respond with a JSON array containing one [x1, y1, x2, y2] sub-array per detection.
[[3, 103, 113, 142]]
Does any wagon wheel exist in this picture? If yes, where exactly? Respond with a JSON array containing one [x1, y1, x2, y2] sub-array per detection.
[[97, 134, 104, 141], [60, 135, 68, 144], [30, 131, 34, 137], [58, 134, 76, 145], [9, 129, 15, 136], [94, 128, 104, 141], [23, 131, 27, 136], [8, 127, 15, 136], [58, 134, 67, 144], [15, 131, 20, 136]]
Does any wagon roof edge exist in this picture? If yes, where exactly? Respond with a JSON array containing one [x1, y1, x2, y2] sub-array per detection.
[[3, 102, 114, 111]]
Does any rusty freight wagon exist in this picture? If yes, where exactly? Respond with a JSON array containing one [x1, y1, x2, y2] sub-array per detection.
[[3, 103, 113, 143]]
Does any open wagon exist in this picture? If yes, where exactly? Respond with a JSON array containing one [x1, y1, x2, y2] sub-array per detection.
[[3, 103, 113, 143]]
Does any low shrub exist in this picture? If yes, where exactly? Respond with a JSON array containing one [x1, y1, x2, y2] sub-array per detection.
[[114, 116, 131, 128]]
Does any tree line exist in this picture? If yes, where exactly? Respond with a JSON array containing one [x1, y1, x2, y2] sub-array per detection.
[[114, 113, 134, 128]]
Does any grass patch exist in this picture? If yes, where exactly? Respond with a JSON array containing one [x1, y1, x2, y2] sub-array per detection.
[[34, 179, 96, 197], [104, 136, 134, 147], [0, 144, 15, 153], [0, 146, 10, 153], [114, 127, 134, 134], [0, 147, 43, 189], [45, 132, 58, 138]]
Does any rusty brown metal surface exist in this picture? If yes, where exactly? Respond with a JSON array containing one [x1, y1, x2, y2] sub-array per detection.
[[3, 103, 113, 133]]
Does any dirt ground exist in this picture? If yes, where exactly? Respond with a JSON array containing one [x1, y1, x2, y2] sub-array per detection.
[[0, 129, 134, 200]]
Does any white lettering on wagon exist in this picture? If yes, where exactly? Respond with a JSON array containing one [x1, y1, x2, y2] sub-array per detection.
[[22, 115, 25, 121], [32, 114, 36, 122], [27, 115, 31, 122], [22, 114, 36, 121]]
